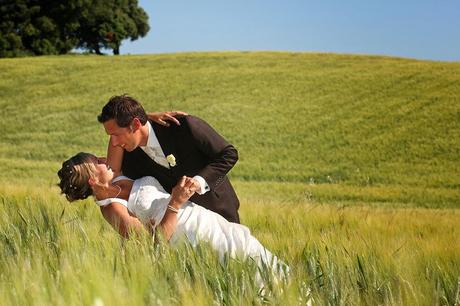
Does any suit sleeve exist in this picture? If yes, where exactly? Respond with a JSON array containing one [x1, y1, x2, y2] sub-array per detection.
[[184, 115, 238, 190]]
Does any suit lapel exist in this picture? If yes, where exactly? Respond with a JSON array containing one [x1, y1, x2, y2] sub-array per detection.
[[132, 147, 169, 174], [150, 122, 180, 173], [151, 120, 177, 161], [127, 147, 175, 191]]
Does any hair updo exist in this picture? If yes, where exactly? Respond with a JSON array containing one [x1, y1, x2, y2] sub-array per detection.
[[57, 152, 97, 202]]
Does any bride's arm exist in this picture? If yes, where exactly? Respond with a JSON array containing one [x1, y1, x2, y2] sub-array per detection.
[[147, 111, 188, 127], [100, 203, 145, 238], [157, 176, 196, 241], [100, 177, 194, 240]]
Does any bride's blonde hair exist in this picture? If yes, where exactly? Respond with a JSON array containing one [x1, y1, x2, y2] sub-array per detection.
[[57, 152, 97, 202]]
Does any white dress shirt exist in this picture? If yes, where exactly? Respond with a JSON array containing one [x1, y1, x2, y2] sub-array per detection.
[[140, 122, 210, 195]]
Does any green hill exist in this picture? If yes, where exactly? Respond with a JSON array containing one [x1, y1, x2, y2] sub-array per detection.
[[0, 52, 459, 305], [0, 52, 459, 207]]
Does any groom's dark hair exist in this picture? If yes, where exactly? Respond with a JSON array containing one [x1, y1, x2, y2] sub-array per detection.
[[97, 94, 148, 127]]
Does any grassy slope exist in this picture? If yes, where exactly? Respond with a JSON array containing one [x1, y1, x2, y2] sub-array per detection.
[[0, 52, 459, 305], [0, 52, 459, 207]]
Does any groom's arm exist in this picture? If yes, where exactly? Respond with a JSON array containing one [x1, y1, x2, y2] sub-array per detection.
[[183, 116, 238, 192], [107, 143, 124, 176]]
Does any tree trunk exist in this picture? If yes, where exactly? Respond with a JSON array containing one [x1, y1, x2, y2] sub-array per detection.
[[113, 44, 120, 55]]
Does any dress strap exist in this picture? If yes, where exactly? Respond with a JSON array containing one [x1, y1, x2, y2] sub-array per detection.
[[112, 175, 133, 183], [95, 198, 128, 207]]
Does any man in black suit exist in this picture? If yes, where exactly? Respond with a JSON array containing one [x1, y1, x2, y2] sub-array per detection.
[[98, 95, 240, 223]]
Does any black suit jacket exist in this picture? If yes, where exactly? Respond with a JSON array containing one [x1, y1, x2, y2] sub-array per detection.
[[121, 116, 240, 223]]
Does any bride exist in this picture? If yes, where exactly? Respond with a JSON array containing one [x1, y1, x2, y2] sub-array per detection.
[[57, 152, 289, 283]]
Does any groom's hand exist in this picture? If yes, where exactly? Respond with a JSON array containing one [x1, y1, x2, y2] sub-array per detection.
[[147, 111, 188, 127]]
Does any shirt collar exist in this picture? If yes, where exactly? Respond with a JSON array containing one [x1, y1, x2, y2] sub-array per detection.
[[141, 121, 162, 149]]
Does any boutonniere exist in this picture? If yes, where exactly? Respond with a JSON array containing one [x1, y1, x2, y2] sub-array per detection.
[[166, 154, 177, 167]]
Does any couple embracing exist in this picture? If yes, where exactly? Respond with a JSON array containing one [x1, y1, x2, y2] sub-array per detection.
[[58, 95, 289, 285]]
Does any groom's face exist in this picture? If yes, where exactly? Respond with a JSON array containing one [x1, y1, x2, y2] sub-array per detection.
[[103, 119, 139, 152]]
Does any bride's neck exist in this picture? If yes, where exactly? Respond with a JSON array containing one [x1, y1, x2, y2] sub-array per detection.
[[93, 183, 122, 200]]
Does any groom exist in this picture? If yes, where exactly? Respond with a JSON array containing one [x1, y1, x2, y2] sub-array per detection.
[[97, 95, 240, 223]]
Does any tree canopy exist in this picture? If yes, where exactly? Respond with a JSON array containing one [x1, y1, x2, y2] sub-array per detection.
[[0, 0, 149, 57]]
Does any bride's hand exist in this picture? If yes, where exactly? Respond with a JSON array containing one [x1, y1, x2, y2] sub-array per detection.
[[147, 111, 188, 127], [170, 176, 196, 207]]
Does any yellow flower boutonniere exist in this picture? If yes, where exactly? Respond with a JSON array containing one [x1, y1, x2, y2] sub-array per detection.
[[166, 154, 176, 167]]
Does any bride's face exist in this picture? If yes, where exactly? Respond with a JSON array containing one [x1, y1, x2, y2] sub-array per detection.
[[89, 155, 114, 184]]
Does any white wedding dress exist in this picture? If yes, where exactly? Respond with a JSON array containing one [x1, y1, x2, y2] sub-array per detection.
[[95, 176, 289, 282]]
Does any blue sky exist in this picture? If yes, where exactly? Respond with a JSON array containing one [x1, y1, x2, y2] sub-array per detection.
[[121, 0, 460, 61]]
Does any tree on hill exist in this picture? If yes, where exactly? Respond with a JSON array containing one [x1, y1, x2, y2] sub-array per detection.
[[0, 0, 149, 57], [76, 0, 149, 55], [0, 0, 82, 57]]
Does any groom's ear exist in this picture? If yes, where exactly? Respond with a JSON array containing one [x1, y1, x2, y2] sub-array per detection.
[[131, 118, 142, 132]]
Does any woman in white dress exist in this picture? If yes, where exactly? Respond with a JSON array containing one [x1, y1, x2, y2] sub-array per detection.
[[57, 152, 289, 283]]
